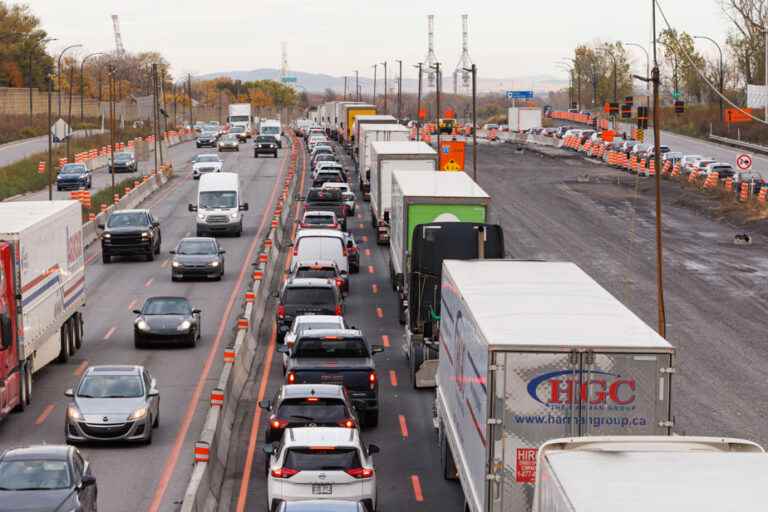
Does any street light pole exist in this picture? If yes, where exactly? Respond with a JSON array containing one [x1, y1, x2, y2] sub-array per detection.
[[463, 64, 477, 181], [56, 44, 82, 117], [414, 63, 423, 141], [651, 1, 666, 337], [355, 70, 360, 101], [430, 62, 441, 160], [372, 64, 377, 106], [693, 35, 724, 122], [381, 61, 388, 113], [623, 41, 650, 107], [396, 60, 403, 120], [80, 52, 107, 125], [47, 74, 53, 200]]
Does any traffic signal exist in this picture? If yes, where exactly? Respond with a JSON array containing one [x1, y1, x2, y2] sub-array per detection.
[[621, 104, 632, 118], [570, 102, 578, 110], [637, 106, 649, 129], [609, 102, 619, 115], [674, 100, 685, 114]]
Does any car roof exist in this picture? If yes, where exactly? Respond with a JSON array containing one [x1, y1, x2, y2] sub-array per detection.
[[111, 209, 149, 215], [1, 445, 71, 461], [295, 328, 364, 339], [285, 427, 359, 446], [294, 260, 338, 268], [196, 153, 220, 158], [85, 365, 142, 375], [303, 210, 336, 217], [281, 384, 346, 400], [144, 295, 191, 304], [285, 277, 335, 288], [294, 315, 344, 324], [296, 229, 345, 239]]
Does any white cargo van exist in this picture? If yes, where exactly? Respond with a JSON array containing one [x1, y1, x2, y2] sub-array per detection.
[[293, 229, 348, 274], [260, 119, 282, 148], [189, 172, 249, 237]]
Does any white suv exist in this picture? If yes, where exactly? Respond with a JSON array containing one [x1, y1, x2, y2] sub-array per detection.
[[265, 427, 379, 511]]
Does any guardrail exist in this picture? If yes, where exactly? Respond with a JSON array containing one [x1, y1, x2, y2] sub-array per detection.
[[179, 132, 302, 511], [708, 133, 768, 156]]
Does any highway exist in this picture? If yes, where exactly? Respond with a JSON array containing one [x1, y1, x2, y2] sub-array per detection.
[[0, 139, 288, 511], [220, 139, 465, 511]]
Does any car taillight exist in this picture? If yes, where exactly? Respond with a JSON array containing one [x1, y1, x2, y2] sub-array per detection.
[[335, 278, 344, 289], [277, 305, 286, 319], [345, 467, 374, 479], [293, 247, 298, 256], [335, 305, 342, 316], [347, 246, 357, 254], [270, 416, 289, 429], [287, 372, 296, 384], [330, 223, 337, 229], [300, 223, 307, 228], [369, 371, 377, 386], [271, 467, 300, 479], [338, 418, 356, 428]]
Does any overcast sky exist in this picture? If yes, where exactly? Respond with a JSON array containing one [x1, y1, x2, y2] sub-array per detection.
[[19, 0, 730, 81]]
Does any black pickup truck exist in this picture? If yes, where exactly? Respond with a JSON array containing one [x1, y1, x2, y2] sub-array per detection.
[[303, 188, 348, 231], [279, 329, 383, 427]]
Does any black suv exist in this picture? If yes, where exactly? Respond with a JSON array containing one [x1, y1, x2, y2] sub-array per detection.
[[254, 135, 279, 158], [279, 329, 383, 426], [275, 278, 343, 343], [196, 131, 217, 148], [258, 384, 359, 444], [100, 209, 162, 263]]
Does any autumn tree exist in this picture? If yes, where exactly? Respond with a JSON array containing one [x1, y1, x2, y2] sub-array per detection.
[[0, 1, 54, 88]]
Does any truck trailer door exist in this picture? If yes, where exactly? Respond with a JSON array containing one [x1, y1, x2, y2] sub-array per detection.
[[489, 351, 580, 512]]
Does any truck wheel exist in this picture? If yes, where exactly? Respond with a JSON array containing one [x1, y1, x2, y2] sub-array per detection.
[[442, 431, 459, 480], [12, 364, 29, 412], [67, 318, 77, 356], [74, 313, 83, 349], [57, 325, 70, 363]]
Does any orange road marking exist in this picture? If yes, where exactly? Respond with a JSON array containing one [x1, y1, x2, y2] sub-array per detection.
[[376, 307, 384, 319], [35, 404, 55, 425], [389, 370, 398, 387], [382, 334, 390, 347], [127, 299, 137, 311], [74, 360, 88, 376], [399, 414, 409, 437], [368, 266, 374, 274], [371, 284, 379, 294], [364, 248, 372, 257], [411, 475, 424, 502], [102, 327, 116, 340], [361, 235, 368, 243], [358, 223, 364, 229], [144, 277, 154, 287]]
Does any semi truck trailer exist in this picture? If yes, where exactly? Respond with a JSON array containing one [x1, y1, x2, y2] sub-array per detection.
[[357, 124, 410, 199], [0, 201, 86, 418], [435, 260, 675, 512], [352, 114, 397, 164]]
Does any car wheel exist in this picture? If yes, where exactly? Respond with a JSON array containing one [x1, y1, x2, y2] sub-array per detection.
[[254, 153, 258, 158], [171, 274, 178, 282], [153, 410, 159, 428], [154, 240, 161, 255], [366, 410, 379, 428], [273, 152, 278, 158], [144, 424, 153, 444], [146, 250, 154, 262], [102, 253, 111, 264], [188, 333, 196, 348], [134, 338, 143, 349]]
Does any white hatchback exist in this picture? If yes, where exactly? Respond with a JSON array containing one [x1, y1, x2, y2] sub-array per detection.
[[265, 427, 379, 511]]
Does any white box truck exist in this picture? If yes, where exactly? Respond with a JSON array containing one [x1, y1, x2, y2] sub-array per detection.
[[352, 114, 397, 164], [228, 103, 253, 137], [369, 141, 437, 244], [358, 124, 410, 198], [533, 436, 767, 512], [0, 201, 86, 419], [435, 260, 675, 512], [508, 106, 542, 132], [389, 172, 490, 321]]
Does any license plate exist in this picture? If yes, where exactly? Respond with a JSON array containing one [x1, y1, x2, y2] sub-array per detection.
[[312, 483, 332, 495]]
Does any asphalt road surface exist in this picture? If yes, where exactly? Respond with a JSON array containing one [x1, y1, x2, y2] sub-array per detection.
[[0, 129, 107, 168], [471, 142, 768, 446], [220, 140, 465, 511], [0, 138, 288, 511]]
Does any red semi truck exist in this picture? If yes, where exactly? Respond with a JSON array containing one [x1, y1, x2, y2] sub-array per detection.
[[0, 201, 86, 416]]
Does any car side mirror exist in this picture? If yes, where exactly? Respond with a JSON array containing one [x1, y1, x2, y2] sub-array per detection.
[[276, 345, 289, 354], [64, 388, 74, 397], [272, 291, 280, 299], [148, 388, 159, 397], [152, 221, 160, 227], [219, 250, 226, 254], [192, 308, 201, 314], [97, 223, 105, 229], [262, 444, 276, 456], [346, 241, 353, 248], [367, 444, 380, 456], [132, 309, 141, 315], [80, 475, 96, 488], [0, 314, 11, 349], [258, 400, 272, 410], [188, 204, 197, 212], [239, 203, 249, 211], [169, 250, 176, 254], [371, 345, 384, 354]]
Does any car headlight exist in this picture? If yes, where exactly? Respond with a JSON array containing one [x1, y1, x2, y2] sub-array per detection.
[[141, 231, 152, 238], [230, 212, 238, 219], [197, 213, 206, 220], [172, 260, 181, 268], [102, 233, 111, 239], [177, 320, 192, 332], [136, 320, 150, 331], [209, 260, 219, 267], [67, 404, 83, 421], [128, 406, 147, 421]]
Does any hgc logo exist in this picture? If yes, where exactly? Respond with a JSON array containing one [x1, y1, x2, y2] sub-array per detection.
[[527, 370, 636, 406]]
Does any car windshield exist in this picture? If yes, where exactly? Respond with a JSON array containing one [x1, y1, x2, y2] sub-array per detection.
[[307, 189, 342, 202], [107, 212, 149, 228], [303, 215, 335, 225], [142, 297, 191, 315], [222, 135, 237, 141], [261, 126, 280, 135], [176, 240, 217, 255], [60, 164, 86, 175], [204, 125, 218, 132], [276, 398, 348, 423], [200, 191, 237, 209], [284, 447, 360, 471], [230, 126, 245, 132], [200, 132, 216, 137], [78, 374, 143, 398], [296, 322, 342, 334], [293, 337, 369, 358], [0, 459, 71, 490], [229, 116, 248, 123], [114, 153, 133, 162], [256, 136, 273, 143], [283, 287, 335, 306], [295, 267, 337, 279], [197, 156, 220, 163]]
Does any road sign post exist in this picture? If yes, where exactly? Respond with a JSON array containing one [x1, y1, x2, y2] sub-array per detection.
[[736, 153, 753, 171], [506, 90, 534, 100]]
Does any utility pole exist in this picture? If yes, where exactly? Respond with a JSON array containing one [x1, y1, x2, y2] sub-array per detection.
[[344, 76, 348, 100], [431, 62, 441, 159], [187, 73, 194, 128], [372, 64, 377, 105], [66, 61, 74, 161], [415, 62, 423, 141], [396, 60, 403, 120], [382, 61, 388, 113], [355, 70, 360, 101], [47, 74, 53, 200], [651, 0, 666, 337], [152, 63, 161, 170], [463, 63, 477, 181], [109, 65, 116, 197]]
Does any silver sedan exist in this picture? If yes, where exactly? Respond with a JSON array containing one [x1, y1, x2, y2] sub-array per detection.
[[65, 365, 160, 444]]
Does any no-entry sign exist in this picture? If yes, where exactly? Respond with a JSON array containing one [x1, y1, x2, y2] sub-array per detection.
[[736, 154, 753, 171]]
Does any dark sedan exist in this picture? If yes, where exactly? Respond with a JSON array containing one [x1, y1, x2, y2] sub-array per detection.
[[170, 237, 225, 281], [0, 445, 97, 512], [133, 296, 201, 348], [109, 152, 137, 173], [196, 131, 218, 148], [56, 163, 92, 191], [254, 135, 278, 158]]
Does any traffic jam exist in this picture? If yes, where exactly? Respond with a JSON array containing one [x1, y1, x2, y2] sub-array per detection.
[[1, 97, 766, 512]]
